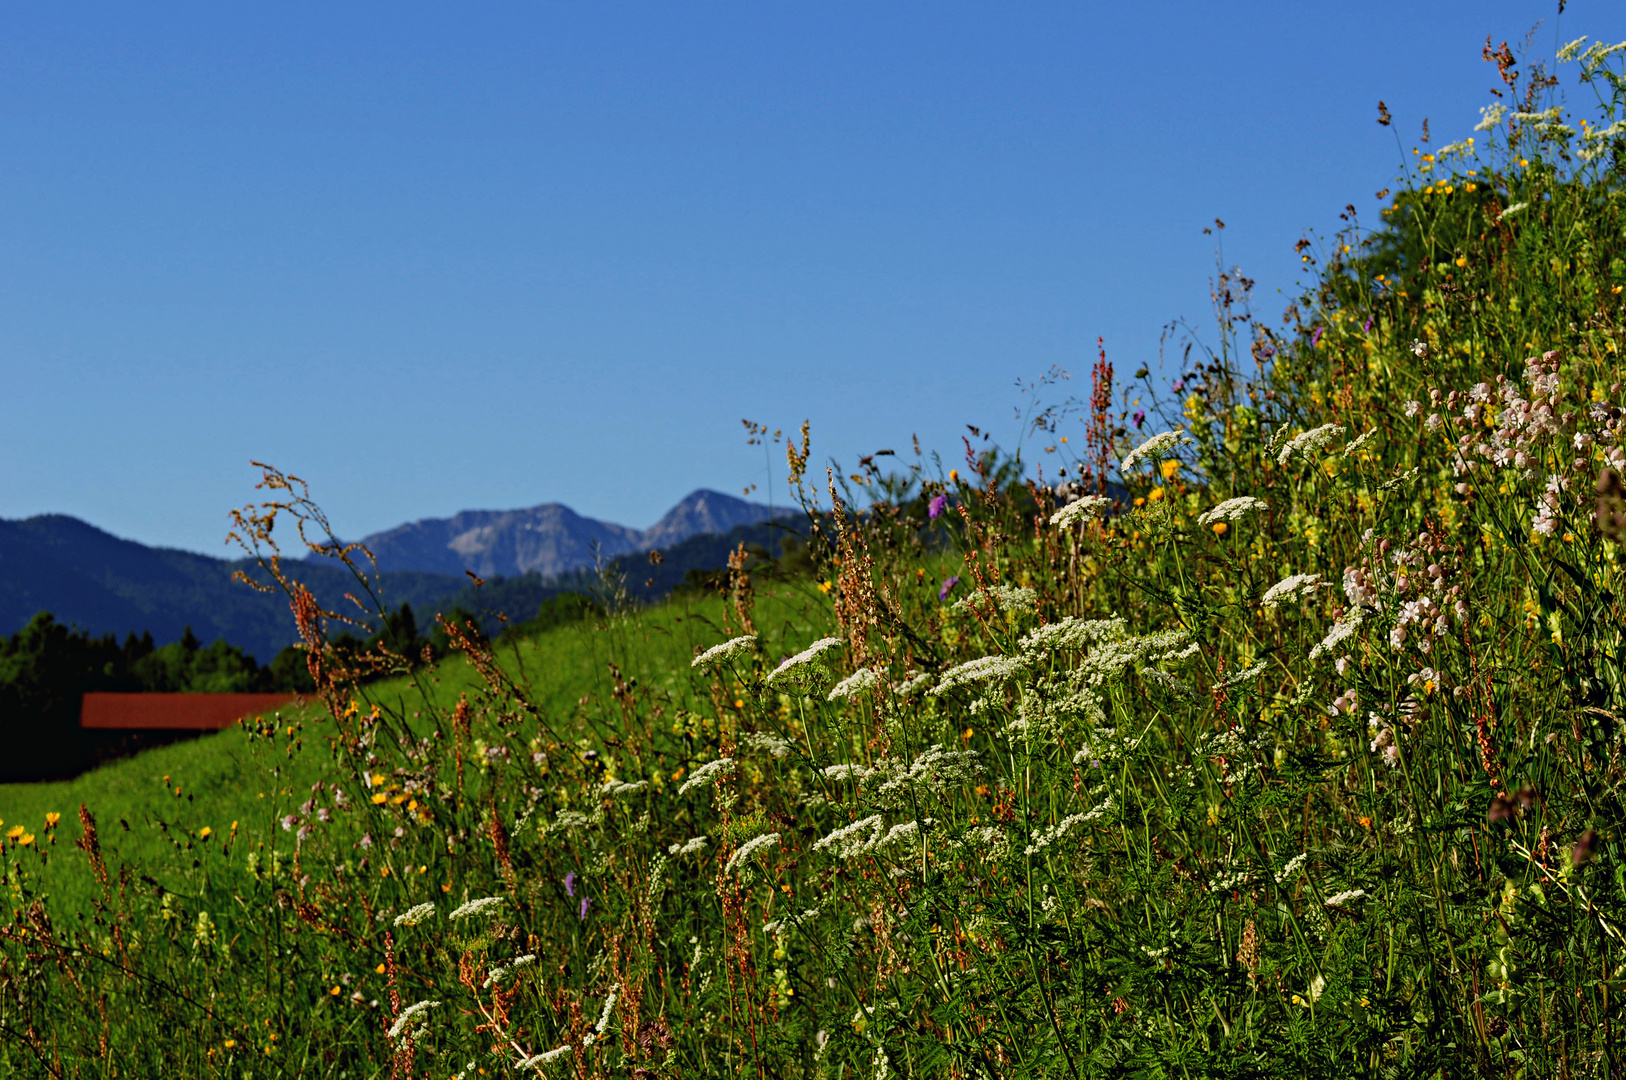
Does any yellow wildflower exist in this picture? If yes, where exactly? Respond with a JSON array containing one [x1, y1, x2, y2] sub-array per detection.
[[44, 813, 59, 829]]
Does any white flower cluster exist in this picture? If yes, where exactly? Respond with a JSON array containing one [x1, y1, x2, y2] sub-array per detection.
[[1050, 494, 1112, 528], [1277, 423, 1346, 465], [678, 757, 735, 796], [724, 832, 781, 875], [600, 779, 649, 798], [1310, 613, 1362, 661], [483, 954, 537, 988], [667, 835, 709, 856], [931, 655, 1025, 694], [1120, 429, 1189, 474], [741, 731, 792, 758], [518, 1044, 572, 1069], [1261, 573, 1323, 609], [1024, 813, 1086, 856], [393, 902, 436, 927], [766, 637, 844, 688], [449, 896, 505, 921], [1324, 888, 1367, 907], [1475, 102, 1509, 130], [872, 744, 981, 797], [893, 671, 935, 697], [950, 585, 1038, 616], [1275, 853, 1308, 885], [828, 667, 882, 701], [388, 999, 441, 1041], [1197, 497, 1267, 526], [812, 815, 885, 859], [691, 635, 757, 671]]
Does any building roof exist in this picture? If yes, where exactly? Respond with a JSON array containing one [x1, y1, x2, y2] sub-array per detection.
[[80, 692, 300, 731]]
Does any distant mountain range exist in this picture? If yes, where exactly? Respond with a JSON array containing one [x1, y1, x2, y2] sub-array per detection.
[[1, 490, 800, 663], [342, 489, 798, 578]]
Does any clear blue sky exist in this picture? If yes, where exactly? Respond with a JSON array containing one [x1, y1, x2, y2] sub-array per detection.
[[3, 2, 1620, 554]]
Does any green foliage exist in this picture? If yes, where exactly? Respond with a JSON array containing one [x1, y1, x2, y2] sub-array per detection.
[[11, 33, 1626, 1079]]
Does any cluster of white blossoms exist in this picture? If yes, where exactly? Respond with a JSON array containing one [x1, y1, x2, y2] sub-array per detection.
[[600, 778, 649, 798], [449, 896, 505, 921], [393, 902, 436, 927], [691, 635, 757, 672], [1261, 573, 1323, 610], [765, 637, 844, 688], [1277, 423, 1346, 465], [1120, 429, 1190, 475], [1024, 813, 1086, 856], [1050, 494, 1113, 528], [812, 815, 886, 859], [387, 999, 441, 1041], [483, 954, 536, 988], [678, 757, 735, 796], [950, 585, 1038, 617], [724, 832, 781, 875], [667, 835, 709, 856], [741, 730, 792, 757], [931, 654, 1026, 694], [1196, 496, 1267, 527], [828, 667, 882, 701]]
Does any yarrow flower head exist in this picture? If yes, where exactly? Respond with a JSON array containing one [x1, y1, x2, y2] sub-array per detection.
[[449, 896, 505, 921], [1196, 496, 1267, 527], [692, 635, 757, 671], [394, 902, 436, 927], [1261, 573, 1324, 609], [1120, 429, 1189, 475], [765, 637, 844, 689], [828, 667, 882, 701], [1050, 495, 1112, 528]]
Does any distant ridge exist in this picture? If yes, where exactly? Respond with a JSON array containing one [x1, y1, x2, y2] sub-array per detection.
[[347, 489, 799, 578], [0, 490, 804, 660]]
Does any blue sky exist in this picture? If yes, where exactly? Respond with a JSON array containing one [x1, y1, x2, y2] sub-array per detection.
[[4, 2, 1622, 554]]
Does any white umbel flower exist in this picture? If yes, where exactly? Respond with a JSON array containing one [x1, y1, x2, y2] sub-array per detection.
[[393, 902, 436, 927], [1050, 495, 1112, 527], [724, 832, 781, 874], [1196, 497, 1267, 526], [1261, 573, 1323, 609], [678, 757, 735, 796], [931, 655, 1025, 694], [449, 896, 505, 921], [692, 635, 757, 671], [1277, 424, 1345, 465], [766, 637, 844, 688], [387, 999, 441, 1040], [829, 667, 882, 701], [1120, 429, 1189, 474]]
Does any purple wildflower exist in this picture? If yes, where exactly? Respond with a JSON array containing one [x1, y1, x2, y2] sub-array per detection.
[[1362, 317, 1373, 333], [564, 871, 576, 898], [1311, 326, 1324, 347], [1172, 379, 1185, 392], [928, 494, 948, 519], [939, 576, 960, 602], [1132, 409, 1146, 428], [579, 896, 591, 920]]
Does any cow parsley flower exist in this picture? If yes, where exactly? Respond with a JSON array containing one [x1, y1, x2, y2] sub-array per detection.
[[678, 757, 735, 795], [1261, 573, 1323, 609], [667, 835, 709, 856], [1310, 613, 1362, 660], [931, 655, 1025, 693], [393, 902, 436, 927], [449, 896, 505, 921], [1050, 494, 1112, 527], [724, 832, 781, 875], [483, 954, 537, 988], [828, 667, 882, 701], [1498, 202, 1528, 221], [766, 637, 844, 688], [387, 1000, 441, 1040], [813, 815, 885, 858], [893, 671, 935, 697], [692, 635, 757, 671], [1121, 429, 1189, 474], [1024, 813, 1086, 855], [1277, 424, 1345, 465], [1324, 888, 1368, 907], [600, 779, 649, 797], [1476, 102, 1510, 129], [519, 1045, 572, 1069], [1276, 853, 1308, 884], [1197, 496, 1267, 526], [742, 731, 792, 757]]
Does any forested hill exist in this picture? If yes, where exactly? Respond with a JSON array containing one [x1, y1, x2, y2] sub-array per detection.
[[0, 514, 465, 665]]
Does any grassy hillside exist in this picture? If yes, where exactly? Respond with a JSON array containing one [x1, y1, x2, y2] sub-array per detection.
[[9, 35, 1626, 1080]]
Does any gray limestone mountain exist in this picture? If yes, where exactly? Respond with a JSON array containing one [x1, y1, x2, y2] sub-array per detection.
[[344, 489, 799, 578]]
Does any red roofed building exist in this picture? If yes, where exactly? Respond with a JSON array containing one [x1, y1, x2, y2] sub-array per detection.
[[81, 692, 300, 731]]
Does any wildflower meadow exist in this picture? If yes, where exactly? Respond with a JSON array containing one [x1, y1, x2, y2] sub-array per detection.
[[8, 34, 1626, 1079]]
